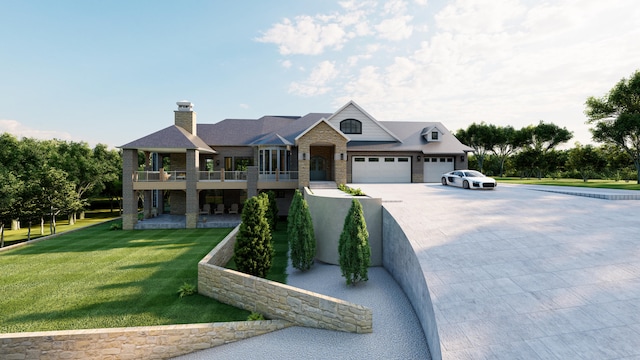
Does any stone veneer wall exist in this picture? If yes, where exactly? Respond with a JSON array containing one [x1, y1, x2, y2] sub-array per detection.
[[0, 321, 290, 360], [382, 207, 442, 360], [198, 226, 373, 334]]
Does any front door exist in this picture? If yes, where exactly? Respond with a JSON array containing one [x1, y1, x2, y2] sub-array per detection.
[[310, 156, 327, 181]]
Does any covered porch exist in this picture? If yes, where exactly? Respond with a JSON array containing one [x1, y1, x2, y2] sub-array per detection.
[[133, 214, 241, 230]]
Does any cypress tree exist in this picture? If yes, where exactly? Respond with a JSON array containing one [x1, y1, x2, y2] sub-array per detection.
[[287, 189, 316, 271], [233, 194, 273, 278], [338, 198, 371, 286], [265, 190, 278, 230]]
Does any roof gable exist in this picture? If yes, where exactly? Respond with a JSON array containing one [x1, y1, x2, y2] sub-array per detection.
[[326, 101, 401, 142], [295, 118, 350, 143]]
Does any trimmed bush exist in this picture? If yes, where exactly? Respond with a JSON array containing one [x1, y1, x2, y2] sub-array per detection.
[[287, 189, 316, 271], [338, 198, 371, 286], [233, 194, 273, 278]]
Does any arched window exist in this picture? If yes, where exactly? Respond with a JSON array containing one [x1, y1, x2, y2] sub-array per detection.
[[340, 119, 362, 134]]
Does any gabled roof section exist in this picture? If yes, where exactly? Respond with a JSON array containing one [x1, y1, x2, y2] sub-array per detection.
[[326, 100, 402, 142], [294, 118, 350, 142], [119, 125, 216, 154]]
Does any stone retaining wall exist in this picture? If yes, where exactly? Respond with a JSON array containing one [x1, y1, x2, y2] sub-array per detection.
[[198, 226, 373, 333], [0, 321, 290, 360]]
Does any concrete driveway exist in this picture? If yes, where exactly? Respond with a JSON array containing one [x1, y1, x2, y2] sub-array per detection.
[[359, 183, 640, 359]]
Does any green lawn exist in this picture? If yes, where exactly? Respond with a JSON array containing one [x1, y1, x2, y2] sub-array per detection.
[[497, 177, 640, 190], [0, 222, 252, 333], [1, 210, 121, 246]]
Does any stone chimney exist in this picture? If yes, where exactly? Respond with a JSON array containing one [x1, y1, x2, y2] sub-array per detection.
[[175, 100, 196, 135]]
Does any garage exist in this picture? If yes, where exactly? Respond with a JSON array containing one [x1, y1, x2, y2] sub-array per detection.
[[423, 157, 454, 183], [352, 156, 412, 183]]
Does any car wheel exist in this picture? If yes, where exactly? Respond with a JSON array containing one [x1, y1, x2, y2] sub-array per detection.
[[463, 180, 469, 189], [441, 177, 447, 185]]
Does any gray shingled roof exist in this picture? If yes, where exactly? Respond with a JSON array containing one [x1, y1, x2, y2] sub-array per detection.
[[120, 125, 216, 154], [197, 113, 329, 146], [347, 121, 473, 154]]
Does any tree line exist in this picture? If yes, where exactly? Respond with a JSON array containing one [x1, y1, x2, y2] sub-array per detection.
[[0, 134, 121, 243], [457, 69, 640, 183]]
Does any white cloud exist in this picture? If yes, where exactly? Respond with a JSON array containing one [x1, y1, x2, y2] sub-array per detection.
[[256, 15, 348, 55], [239, 104, 250, 109], [289, 61, 340, 96], [280, 60, 292, 68], [375, 15, 414, 41], [0, 119, 73, 141]]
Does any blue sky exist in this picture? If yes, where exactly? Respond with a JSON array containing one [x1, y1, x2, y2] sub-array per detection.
[[2, 0, 639, 148]]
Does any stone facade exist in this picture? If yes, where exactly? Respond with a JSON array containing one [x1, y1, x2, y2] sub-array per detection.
[[296, 121, 347, 187], [0, 321, 290, 360], [174, 110, 196, 135], [198, 226, 373, 334]]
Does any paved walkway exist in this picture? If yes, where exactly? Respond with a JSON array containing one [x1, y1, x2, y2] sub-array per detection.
[[359, 183, 640, 359], [174, 263, 430, 360]]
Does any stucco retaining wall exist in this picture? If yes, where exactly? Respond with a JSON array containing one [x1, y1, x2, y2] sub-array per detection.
[[198, 226, 373, 333], [382, 207, 442, 360], [304, 187, 382, 266]]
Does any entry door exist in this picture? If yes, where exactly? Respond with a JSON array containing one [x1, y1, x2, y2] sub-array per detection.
[[310, 156, 327, 181]]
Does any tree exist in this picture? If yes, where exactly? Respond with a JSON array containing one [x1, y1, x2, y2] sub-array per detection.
[[338, 199, 371, 286], [515, 122, 572, 178], [491, 125, 527, 177], [566, 143, 607, 182], [456, 123, 495, 172], [0, 170, 21, 247], [264, 190, 278, 231], [287, 189, 316, 271], [585, 70, 640, 183], [233, 194, 273, 278]]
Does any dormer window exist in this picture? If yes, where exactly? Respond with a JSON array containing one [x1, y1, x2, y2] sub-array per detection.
[[431, 131, 439, 140], [340, 119, 362, 134]]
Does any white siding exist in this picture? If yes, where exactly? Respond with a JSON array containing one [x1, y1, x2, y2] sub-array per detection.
[[328, 104, 397, 141]]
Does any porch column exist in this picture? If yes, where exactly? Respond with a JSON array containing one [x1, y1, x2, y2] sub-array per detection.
[[298, 144, 310, 189], [185, 149, 199, 228], [122, 149, 138, 230]]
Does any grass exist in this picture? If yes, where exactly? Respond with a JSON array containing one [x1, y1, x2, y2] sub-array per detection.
[[1, 209, 121, 246], [225, 220, 289, 284], [497, 177, 640, 191], [0, 222, 251, 333]]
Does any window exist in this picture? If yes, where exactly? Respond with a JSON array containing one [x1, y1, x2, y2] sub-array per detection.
[[424, 158, 430, 162], [398, 158, 409, 162], [368, 158, 379, 162], [447, 158, 453, 162], [340, 119, 362, 134], [431, 131, 439, 140], [385, 158, 395, 162], [354, 157, 365, 162]]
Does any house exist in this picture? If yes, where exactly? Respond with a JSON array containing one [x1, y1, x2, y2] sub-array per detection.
[[119, 100, 472, 229]]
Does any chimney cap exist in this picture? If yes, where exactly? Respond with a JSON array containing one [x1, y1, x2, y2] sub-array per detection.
[[176, 100, 194, 111]]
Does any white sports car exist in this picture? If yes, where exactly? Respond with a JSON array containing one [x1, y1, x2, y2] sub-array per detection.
[[441, 170, 497, 189]]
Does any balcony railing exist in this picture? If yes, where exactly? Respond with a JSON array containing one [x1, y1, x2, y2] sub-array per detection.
[[198, 171, 247, 181], [133, 170, 297, 182], [258, 171, 299, 181], [134, 171, 186, 182]]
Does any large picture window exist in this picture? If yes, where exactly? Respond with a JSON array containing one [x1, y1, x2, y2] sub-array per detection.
[[340, 119, 362, 134]]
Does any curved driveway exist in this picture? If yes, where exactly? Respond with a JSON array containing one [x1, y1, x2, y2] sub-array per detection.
[[359, 183, 640, 359]]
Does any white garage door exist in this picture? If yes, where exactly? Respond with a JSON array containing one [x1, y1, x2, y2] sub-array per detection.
[[423, 157, 454, 183], [352, 156, 411, 183]]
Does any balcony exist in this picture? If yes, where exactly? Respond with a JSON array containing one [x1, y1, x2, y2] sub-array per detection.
[[133, 170, 298, 183]]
